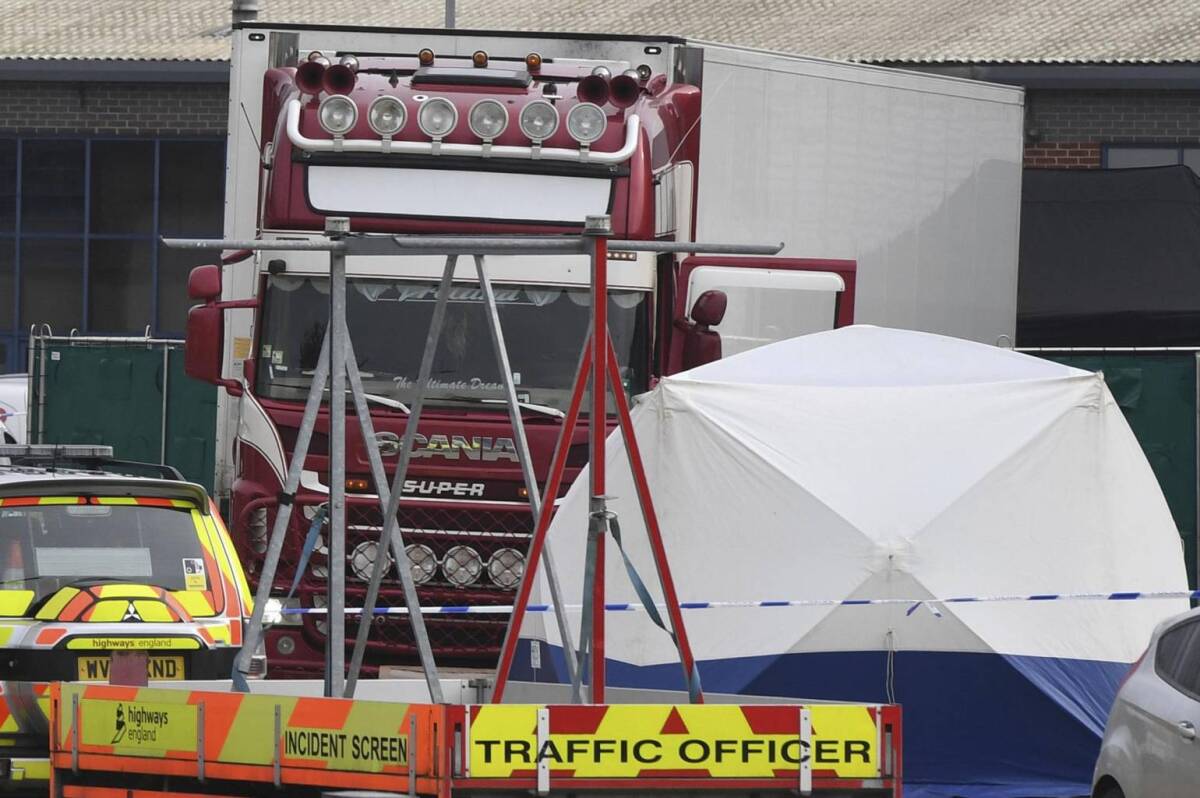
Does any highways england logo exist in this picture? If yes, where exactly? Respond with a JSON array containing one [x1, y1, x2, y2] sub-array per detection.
[[111, 703, 170, 745]]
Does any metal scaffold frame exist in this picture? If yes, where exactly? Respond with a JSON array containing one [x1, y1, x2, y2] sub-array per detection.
[[164, 219, 781, 703]]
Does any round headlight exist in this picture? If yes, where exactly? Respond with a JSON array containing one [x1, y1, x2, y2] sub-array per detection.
[[405, 544, 437, 586], [468, 99, 509, 140], [566, 103, 607, 144], [417, 97, 458, 138], [519, 100, 559, 142], [368, 96, 407, 136], [487, 547, 526, 589], [442, 545, 483, 587], [349, 540, 392, 582], [318, 95, 357, 135]]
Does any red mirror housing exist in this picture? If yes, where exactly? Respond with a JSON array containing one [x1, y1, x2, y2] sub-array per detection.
[[185, 305, 225, 385], [187, 265, 222, 302], [690, 290, 728, 326]]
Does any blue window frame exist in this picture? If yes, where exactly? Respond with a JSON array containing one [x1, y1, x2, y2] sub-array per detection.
[[0, 137, 225, 373]]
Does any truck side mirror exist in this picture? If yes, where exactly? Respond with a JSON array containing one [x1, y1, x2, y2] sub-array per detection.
[[187, 265, 222, 302], [185, 305, 224, 384], [680, 290, 728, 370], [185, 305, 240, 395]]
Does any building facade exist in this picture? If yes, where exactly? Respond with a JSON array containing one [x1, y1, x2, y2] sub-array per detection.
[[0, 69, 227, 372]]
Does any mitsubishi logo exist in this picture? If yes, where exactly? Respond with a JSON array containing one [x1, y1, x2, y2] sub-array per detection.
[[122, 602, 142, 622]]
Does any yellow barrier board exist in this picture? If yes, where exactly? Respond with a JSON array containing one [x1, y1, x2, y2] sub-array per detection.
[[468, 704, 880, 779]]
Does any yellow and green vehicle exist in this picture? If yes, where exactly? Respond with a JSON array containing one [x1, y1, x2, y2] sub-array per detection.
[[0, 445, 253, 789]]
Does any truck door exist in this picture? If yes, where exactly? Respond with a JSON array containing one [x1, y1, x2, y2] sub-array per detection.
[[668, 257, 856, 373]]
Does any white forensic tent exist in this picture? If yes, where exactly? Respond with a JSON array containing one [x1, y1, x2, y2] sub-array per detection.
[[521, 325, 1190, 798]]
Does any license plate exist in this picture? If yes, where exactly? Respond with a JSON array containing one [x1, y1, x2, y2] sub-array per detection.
[[76, 655, 186, 681]]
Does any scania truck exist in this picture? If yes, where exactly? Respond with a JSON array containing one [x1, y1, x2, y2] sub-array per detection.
[[186, 23, 1024, 677]]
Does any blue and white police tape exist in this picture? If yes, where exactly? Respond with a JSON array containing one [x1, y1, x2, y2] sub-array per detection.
[[279, 589, 1200, 617]]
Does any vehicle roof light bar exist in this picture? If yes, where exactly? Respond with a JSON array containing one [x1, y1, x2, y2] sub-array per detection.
[[285, 98, 641, 164], [0, 444, 114, 458]]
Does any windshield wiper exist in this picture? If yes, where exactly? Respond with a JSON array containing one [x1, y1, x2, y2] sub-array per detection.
[[321, 386, 411, 415], [437, 394, 565, 420], [362, 393, 411, 414]]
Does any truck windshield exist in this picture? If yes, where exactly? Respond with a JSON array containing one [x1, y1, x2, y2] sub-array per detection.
[[256, 275, 650, 411], [0, 500, 208, 611]]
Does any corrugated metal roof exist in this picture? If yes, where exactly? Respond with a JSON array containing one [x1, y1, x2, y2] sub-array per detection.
[[3, 0, 1200, 65]]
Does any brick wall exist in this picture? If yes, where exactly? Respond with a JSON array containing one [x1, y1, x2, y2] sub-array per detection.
[[1023, 142, 1102, 169], [0, 82, 228, 136], [1024, 89, 1200, 169]]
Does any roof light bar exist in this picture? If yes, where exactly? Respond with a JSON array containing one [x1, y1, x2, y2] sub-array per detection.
[[285, 98, 639, 164], [0, 444, 114, 458]]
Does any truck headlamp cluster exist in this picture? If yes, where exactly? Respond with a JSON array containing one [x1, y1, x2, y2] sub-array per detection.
[[327, 539, 527, 590], [566, 102, 607, 144], [519, 100, 559, 143], [318, 95, 357, 135], [368, 96, 407, 136], [468, 99, 509, 140], [417, 97, 458, 139]]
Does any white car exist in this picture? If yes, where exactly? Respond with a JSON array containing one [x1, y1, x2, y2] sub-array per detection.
[[1093, 605, 1200, 797]]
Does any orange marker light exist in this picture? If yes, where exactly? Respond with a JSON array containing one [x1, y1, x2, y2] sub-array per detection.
[[345, 478, 370, 492], [472, 50, 489, 68], [418, 48, 435, 66], [525, 52, 543, 71]]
